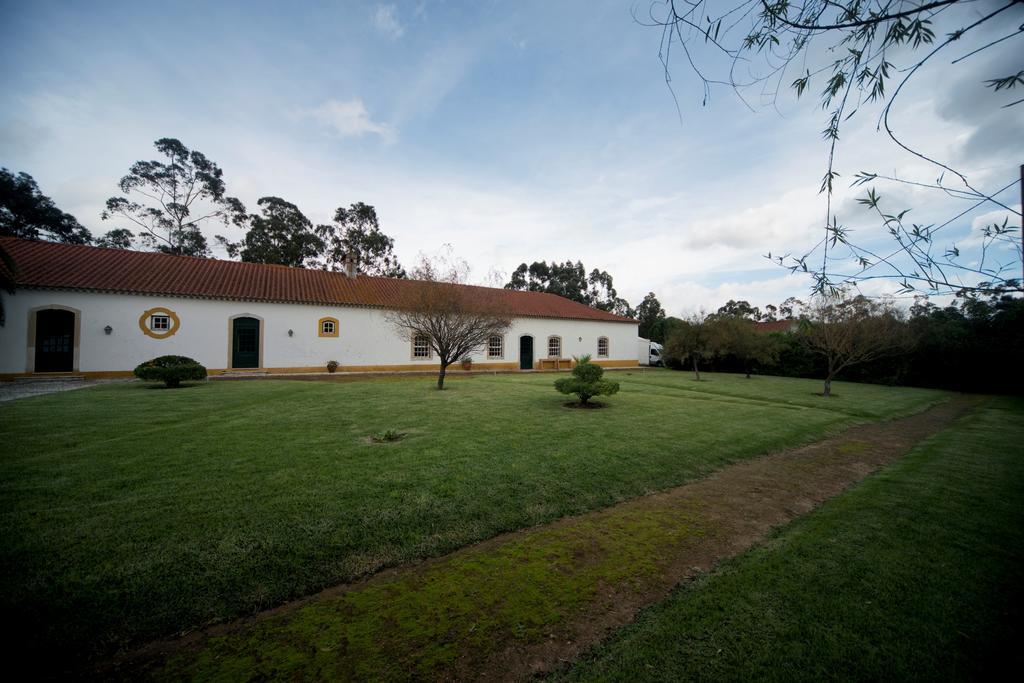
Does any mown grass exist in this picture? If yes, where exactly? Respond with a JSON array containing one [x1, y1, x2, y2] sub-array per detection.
[[557, 396, 1024, 681], [160, 488, 710, 680], [0, 370, 947, 668]]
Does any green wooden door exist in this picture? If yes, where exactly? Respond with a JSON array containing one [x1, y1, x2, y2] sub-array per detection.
[[232, 317, 260, 368], [519, 336, 533, 370]]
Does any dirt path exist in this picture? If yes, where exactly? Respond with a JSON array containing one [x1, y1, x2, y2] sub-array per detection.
[[112, 397, 975, 681]]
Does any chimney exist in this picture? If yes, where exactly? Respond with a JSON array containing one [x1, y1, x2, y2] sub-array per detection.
[[343, 251, 358, 279]]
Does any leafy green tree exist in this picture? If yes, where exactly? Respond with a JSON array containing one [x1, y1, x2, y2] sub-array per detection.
[[554, 355, 620, 406], [708, 315, 779, 379], [95, 229, 135, 249], [507, 260, 586, 300], [314, 202, 405, 277], [650, 1, 1022, 296], [778, 297, 806, 320], [505, 260, 632, 313], [218, 197, 323, 267], [715, 299, 760, 321], [664, 314, 715, 380], [636, 292, 666, 339], [102, 138, 246, 257], [647, 315, 684, 345], [0, 168, 92, 244]]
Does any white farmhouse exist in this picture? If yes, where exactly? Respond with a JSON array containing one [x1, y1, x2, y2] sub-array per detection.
[[0, 238, 639, 379]]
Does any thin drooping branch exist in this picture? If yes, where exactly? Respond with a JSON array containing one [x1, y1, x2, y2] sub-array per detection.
[[645, 0, 1023, 297]]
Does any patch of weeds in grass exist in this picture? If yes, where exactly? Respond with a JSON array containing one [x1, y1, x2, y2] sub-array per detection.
[[370, 429, 407, 444]]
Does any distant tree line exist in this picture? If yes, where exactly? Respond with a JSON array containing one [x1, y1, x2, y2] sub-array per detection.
[[661, 292, 1023, 396]]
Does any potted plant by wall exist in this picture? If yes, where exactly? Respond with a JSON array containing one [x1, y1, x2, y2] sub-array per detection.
[[326, 360, 339, 373], [460, 357, 473, 371]]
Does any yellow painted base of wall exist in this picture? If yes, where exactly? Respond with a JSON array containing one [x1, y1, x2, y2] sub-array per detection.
[[0, 359, 638, 382]]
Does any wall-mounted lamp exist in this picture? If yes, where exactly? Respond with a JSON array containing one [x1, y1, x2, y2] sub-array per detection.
[[288, 329, 294, 337], [104, 325, 113, 335], [578, 336, 583, 342]]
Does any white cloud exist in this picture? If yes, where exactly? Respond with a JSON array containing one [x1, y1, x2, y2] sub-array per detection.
[[957, 205, 1023, 251], [371, 4, 405, 39], [300, 99, 396, 142]]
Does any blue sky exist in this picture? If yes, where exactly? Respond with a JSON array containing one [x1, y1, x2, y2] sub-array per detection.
[[1, 0, 1020, 315]]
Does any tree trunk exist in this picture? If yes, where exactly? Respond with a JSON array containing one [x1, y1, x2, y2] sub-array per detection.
[[437, 363, 448, 390], [823, 377, 832, 397], [693, 358, 701, 381]]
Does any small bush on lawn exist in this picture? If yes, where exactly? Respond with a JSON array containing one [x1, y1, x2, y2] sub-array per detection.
[[133, 356, 207, 388], [554, 354, 620, 406]]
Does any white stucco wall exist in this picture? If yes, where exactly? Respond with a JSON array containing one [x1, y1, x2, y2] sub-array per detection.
[[0, 288, 639, 374]]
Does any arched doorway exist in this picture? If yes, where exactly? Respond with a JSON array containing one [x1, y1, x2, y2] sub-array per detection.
[[231, 316, 262, 369], [34, 309, 76, 372], [519, 335, 534, 370]]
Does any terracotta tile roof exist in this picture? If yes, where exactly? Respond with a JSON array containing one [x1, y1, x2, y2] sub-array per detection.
[[1, 237, 636, 323]]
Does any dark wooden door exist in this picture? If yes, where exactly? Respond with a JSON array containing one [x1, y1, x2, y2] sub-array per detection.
[[35, 309, 75, 372], [232, 317, 260, 368], [519, 336, 533, 370]]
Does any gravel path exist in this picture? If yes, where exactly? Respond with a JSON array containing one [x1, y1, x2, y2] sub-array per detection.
[[0, 379, 126, 402]]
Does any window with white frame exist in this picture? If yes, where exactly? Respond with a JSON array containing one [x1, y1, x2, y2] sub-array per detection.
[[488, 335, 503, 359], [413, 334, 431, 358], [547, 336, 561, 358], [597, 336, 609, 357], [321, 319, 335, 335], [150, 315, 170, 331]]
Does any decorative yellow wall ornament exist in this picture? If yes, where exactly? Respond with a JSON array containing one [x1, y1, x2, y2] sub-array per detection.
[[138, 307, 181, 339]]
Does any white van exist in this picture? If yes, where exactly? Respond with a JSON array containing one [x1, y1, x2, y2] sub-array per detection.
[[637, 338, 664, 367]]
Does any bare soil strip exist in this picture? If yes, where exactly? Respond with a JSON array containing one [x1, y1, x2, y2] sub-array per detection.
[[112, 397, 975, 681]]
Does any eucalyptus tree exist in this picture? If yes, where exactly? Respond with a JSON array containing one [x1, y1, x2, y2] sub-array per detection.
[[0, 168, 92, 244], [217, 196, 324, 267], [636, 291, 667, 338], [314, 202, 406, 277], [506, 260, 633, 314], [102, 138, 246, 257]]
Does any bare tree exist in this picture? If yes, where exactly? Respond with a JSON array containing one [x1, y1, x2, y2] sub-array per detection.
[[387, 252, 511, 390], [802, 293, 913, 396]]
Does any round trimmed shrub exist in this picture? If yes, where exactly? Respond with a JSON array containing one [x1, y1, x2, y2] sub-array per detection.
[[554, 354, 620, 406], [133, 355, 207, 388]]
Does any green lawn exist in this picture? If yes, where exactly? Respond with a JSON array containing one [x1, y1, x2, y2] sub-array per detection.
[[557, 396, 1024, 681], [0, 371, 947, 669]]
